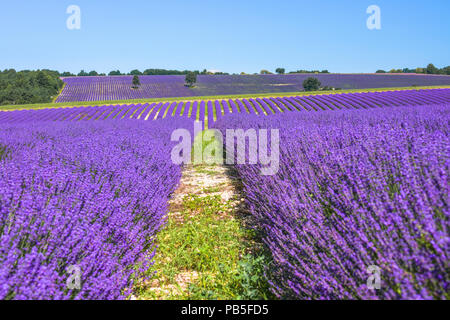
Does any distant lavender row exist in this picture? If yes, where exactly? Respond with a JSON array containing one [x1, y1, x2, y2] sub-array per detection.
[[0, 119, 192, 299], [55, 74, 450, 102], [4, 89, 450, 124], [212, 105, 450, 299]]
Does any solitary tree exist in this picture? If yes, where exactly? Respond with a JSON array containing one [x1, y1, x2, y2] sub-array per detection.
[[275, 68, 285, 74], [185, 72, 197, 87], [426, 63, 438, 75], [303, 77, 321, 91], [132, 75, 141, 89]]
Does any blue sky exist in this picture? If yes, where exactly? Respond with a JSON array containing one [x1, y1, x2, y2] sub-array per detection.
[[0, 0, 449, 74]]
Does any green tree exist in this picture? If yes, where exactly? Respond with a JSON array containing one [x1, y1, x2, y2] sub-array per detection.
[[0, 69, 63, 105], [185, 72, 197, 87], [88, 71, 98, 76], [108, 70, 122, 76], [415, 68, 425, 74], [426, 63, 438, 74], [376, 70, 386, 73], [303, 77, 321, 91], [132, 75, 141, 88], [78, 70, 89, 76], [275, 68, 285, 74], [260, 70, 272, 75], [442, 66, 450, 75], [36, 71, 51, 88], [130, 69, 142, 75]]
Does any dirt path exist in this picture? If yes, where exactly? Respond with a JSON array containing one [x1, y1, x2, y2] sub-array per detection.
[[133, 163, 266, 300]]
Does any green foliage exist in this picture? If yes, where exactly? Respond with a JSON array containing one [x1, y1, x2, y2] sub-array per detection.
[[108, 70, 123, 76], [132, 75, 141, 88], [260, 70, 272, 75], [140, 69, 229, 76], [290, 69, 329, 74], [61, 71, 75, 77], [136, 190, 273, 300], [443, 66, 450, 75], [426, 63, 439, 75], [0, 69, 63, 105], [234, 254, 274, 300], [77, 70, 89, 76], [303, 77, 321, 91], [130, 69, 143, 76], [275, 68, 285, 74], [185, 72, 197, 87], [377, 64, 449, 75]]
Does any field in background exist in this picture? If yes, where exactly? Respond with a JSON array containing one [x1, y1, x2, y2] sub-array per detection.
[[2, 89, 449, 129], [55, 74, 450, 103]]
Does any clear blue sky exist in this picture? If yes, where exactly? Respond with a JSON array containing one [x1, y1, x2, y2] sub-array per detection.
[[0, 0, 449, 74]]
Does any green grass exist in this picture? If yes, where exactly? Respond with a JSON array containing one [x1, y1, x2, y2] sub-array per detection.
[[1, 85, 448, 112], [134, 132, 274, 300], [135, 192, 273, 300]]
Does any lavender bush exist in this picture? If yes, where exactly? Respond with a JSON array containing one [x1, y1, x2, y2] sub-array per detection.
[[213, 105, 449, 299], [0, 118, 191, 299]]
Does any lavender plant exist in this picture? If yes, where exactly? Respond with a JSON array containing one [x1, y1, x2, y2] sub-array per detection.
[[213, 105, 449, 299], [0, 118, 192, 299]]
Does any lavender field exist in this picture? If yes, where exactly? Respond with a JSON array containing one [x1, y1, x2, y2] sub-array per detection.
[[0, 89, 449, 300], [213, 105, 449, 299], [5, 88, 450, 124], [55, 74, 450, 103], [0, 119, 191, 299]]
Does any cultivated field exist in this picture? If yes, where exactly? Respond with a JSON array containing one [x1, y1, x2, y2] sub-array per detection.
[[0, 88, 449, 300], [55, 74, 450, 102], [3, 89, 449, 125]]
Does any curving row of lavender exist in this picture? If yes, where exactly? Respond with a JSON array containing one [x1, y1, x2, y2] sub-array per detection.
[[55, 74, 450, 102], [4, 89, 450, 125], [212, 105, 449, 299], [0, 118, 192, 299]]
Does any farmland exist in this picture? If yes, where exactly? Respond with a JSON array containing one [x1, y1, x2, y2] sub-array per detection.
[[1, 88, 448, 300], [3, 88, 449, 125], [55, 74, 450, 102]]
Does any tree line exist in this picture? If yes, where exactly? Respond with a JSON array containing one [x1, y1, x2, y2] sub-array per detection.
[[376, 64, 450, 75], [0, 69, 63, 105], [64, 68, 331, 77], [62, 69, 230, 77]]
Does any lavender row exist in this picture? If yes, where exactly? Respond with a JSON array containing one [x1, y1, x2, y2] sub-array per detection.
[[212, 105, 449, 299], [3, 89, 450, 124], [0, 118, 193, 299]]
